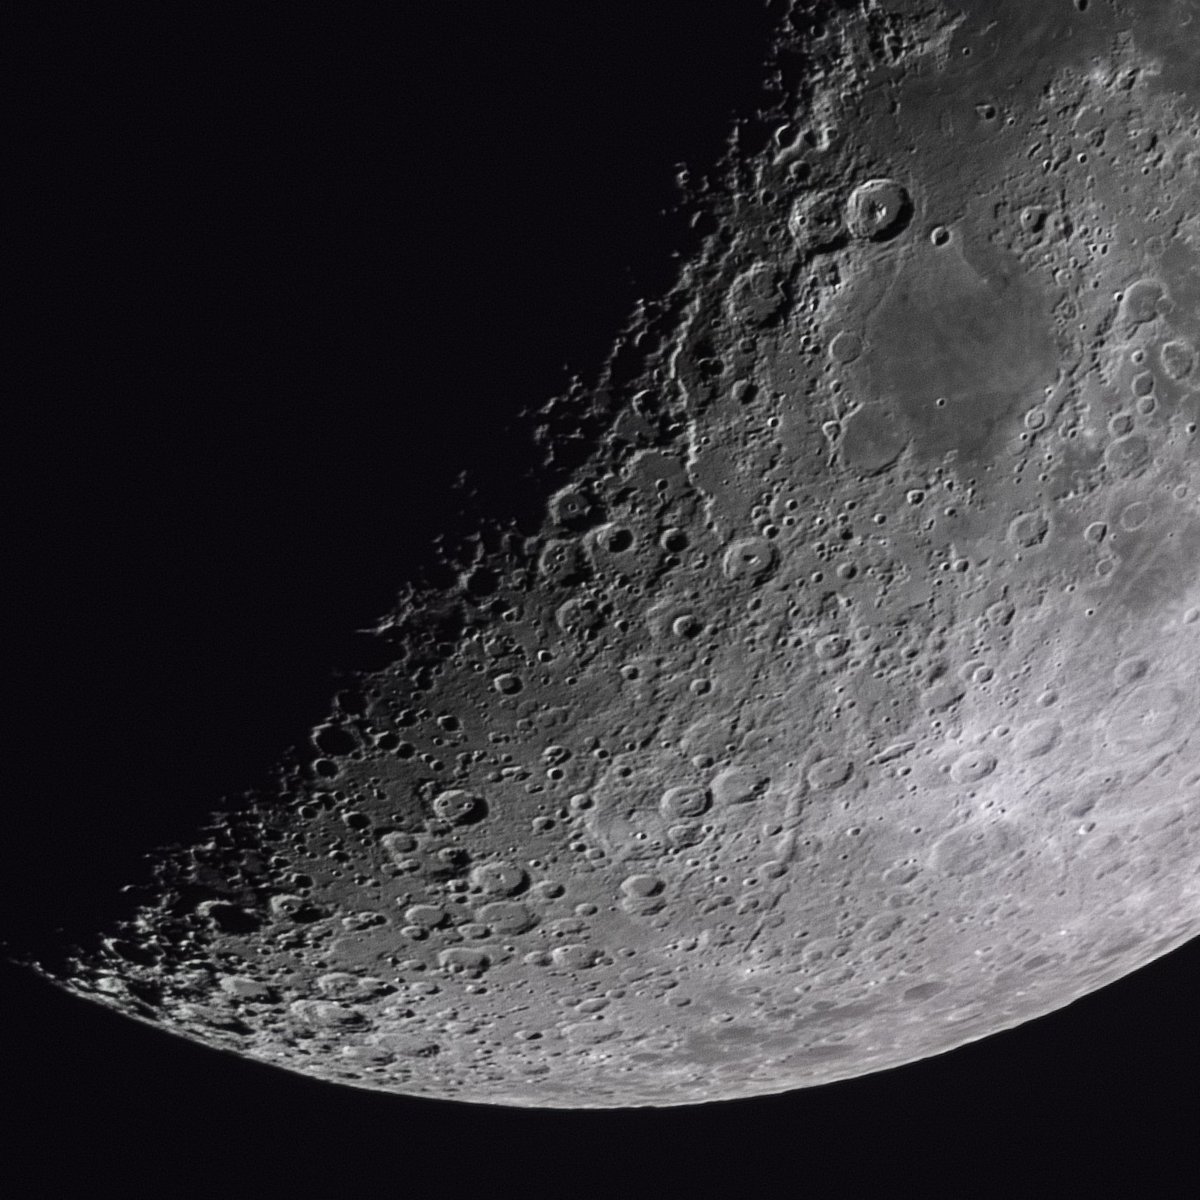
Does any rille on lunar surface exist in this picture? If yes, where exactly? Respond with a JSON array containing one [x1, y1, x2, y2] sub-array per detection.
[[42, 0, 1200, 1107]]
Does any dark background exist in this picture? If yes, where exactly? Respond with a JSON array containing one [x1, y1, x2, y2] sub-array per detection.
[[6, 3, 1196, 1193]]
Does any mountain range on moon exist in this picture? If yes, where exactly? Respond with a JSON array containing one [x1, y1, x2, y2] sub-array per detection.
[[18, 0, 1200, 1108]]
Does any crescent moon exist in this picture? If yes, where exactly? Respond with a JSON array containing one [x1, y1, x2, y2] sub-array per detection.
[[36, 1, 1200, 1108]]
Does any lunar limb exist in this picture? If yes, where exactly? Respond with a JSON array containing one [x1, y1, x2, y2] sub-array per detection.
[[40, 2, 1200, 1107]]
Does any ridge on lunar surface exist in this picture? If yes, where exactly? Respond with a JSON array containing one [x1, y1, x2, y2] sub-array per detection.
[[36, 0, 1200, 1107]]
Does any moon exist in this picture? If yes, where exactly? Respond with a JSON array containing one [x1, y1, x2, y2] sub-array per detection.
[[35, 0, 1200, 1108]]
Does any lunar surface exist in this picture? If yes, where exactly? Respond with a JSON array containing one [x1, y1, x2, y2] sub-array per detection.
[[35, 1, 1200, 1107]]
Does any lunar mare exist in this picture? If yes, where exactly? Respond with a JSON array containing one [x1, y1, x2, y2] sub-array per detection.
[[40, 1, 1200, 1107]]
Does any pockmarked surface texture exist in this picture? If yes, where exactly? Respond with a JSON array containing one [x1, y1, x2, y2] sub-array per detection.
[[47, 1, 1200, 1107]]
